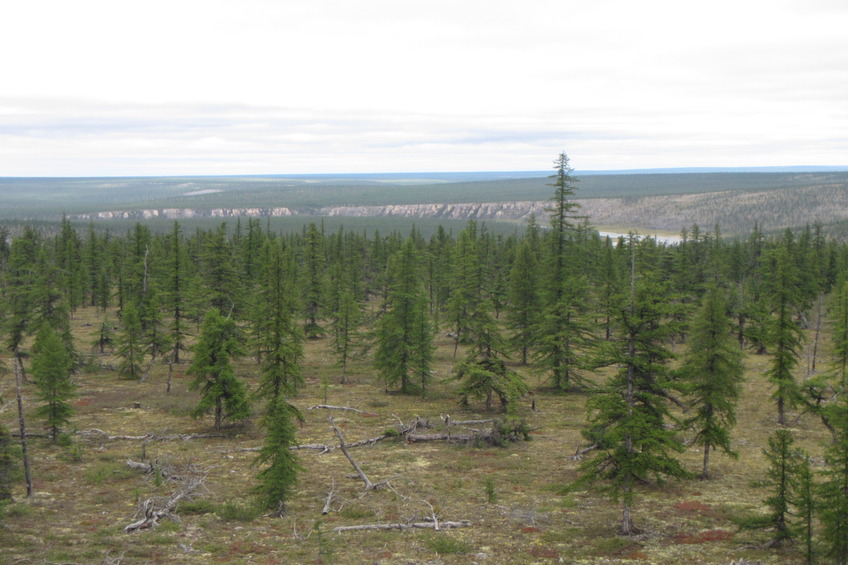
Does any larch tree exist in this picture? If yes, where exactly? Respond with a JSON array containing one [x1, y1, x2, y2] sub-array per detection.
[[31, 324, 75, 443], [817, 280, 848, 563], [374, 237, 433, 394], [188, 308, 250, 430], [762, 244, 804, 425], [572, 241, 688, 535], [681, 284, 745, 478], [538, 152, 590, 391], [116, 300, 145, 380], [253, 395, 302, 517], [506, 239, 540, 365], [252, 240, 304, 397]]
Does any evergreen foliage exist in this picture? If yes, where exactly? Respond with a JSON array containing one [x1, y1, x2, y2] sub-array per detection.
[[374, 237, 433, 394], [116, 301, 145, 380], [253, 396, 302, 516], [573, 246, 689, 535], [252, 240, 304, 397], [681, 285, 745, 478], [762, 244, 804, 425], [31, 324, 75, 442], [188, 308, 250, 429]]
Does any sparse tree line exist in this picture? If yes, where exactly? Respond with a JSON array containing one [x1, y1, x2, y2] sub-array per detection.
[[1, 154, 848, 561]]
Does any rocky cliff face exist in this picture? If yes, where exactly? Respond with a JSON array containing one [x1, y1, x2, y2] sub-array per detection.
[[75, 201, 551, 222], [74, 185, 848, 235]]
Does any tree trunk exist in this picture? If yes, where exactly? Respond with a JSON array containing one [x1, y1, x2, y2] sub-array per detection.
[[701, 443, 711, 479], [810, 292, 823, 372], [620, 498, 636, 535], [14, 357, 33, 498]]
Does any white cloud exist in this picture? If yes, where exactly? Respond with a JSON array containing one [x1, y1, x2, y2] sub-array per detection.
[[1, 0, 846, 175]]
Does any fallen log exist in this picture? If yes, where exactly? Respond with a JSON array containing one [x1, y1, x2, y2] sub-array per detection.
[[330, 417, 376, 490], [308, 404, 379, 417], [126, 459, 179, 481], [332, 520, 471, 533], [322, 478, 335, 515], [78, 429, 225, 442]]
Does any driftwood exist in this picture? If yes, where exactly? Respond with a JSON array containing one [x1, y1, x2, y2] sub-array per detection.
[[308, 404, 379, 417], [332, 520, 471, 533]]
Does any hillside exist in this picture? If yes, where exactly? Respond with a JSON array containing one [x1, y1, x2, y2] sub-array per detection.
[[2, 171, 848, 237]]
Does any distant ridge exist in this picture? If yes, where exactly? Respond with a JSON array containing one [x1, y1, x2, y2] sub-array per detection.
[[576, 165, 848, 175]]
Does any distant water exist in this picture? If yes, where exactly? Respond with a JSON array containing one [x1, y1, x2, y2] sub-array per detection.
[[597, 231, 683, 245]]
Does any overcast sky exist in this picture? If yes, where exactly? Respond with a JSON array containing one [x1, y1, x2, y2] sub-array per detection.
[[2, 0, 846, 176]]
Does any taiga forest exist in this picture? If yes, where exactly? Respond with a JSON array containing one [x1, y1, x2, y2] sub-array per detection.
[[2, 155, 848, 564]]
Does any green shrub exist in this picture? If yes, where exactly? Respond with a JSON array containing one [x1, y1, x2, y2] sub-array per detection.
[[426, 535, 470, 555], [217, 499, 262, 522]]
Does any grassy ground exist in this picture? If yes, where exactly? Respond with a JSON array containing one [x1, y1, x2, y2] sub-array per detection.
[[0, 305, 830, 564]]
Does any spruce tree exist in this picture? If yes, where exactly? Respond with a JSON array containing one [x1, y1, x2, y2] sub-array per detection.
[[681, 285, 745, 478], [188, 308, 250, 429], [31, 324, 75, 442]]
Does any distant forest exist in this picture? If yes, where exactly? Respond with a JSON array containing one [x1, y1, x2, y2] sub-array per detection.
[[2, 170, 848, 240]]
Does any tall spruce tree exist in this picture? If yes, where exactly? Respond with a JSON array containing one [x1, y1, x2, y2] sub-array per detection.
[[681, 285, 745, 478], [188, 308, 250, 429]]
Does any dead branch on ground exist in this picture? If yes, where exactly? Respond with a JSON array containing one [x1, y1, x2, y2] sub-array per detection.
[[124, 477, 205, 533], [308, 404, 379, 417], [332, 520, 471, 533]]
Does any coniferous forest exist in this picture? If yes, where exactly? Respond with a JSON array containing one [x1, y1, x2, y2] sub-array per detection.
[[2, 155, 848, 563]]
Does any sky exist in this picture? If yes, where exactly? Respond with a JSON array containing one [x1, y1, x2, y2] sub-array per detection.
[[1, 0, 846, 176]]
